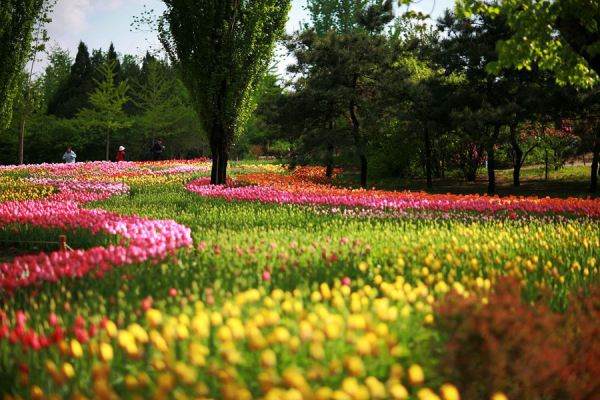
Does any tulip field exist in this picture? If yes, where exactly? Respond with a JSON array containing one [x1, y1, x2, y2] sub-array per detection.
[[0, 160, 598, 400]]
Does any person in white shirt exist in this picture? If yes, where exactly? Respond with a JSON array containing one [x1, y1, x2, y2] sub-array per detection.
[[62, 147, 77, 163]]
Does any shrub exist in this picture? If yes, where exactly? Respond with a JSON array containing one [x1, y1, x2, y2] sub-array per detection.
[[435, 277, 600, 400]]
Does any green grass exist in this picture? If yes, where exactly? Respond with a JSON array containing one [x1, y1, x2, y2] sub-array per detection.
[[339, 164, 595, 198]]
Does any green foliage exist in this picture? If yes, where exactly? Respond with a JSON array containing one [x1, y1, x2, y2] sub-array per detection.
[[457, 0, 600, 88], [48, 42, 94, 118], [0, 0, 45, 129], [132, 57, 207, 159], [306, 0, 369, 34], [159, 0, 291, 183], [306, 0, 396, 35], [77, 60, 131, 160], [41, 47, 72, 111], [78, 60, 130, 132]]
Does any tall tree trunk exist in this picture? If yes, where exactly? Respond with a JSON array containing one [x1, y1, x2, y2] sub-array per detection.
[[325, 143, 334, 178], [544, 148, 549, 181], [424, 125, 433, 189], [509, 124, 522, 187], [210, 133, 229, 185], [359, 154, 367, 189], [210, 141, 219, 184], [591, 131, 600, 194], [349, 100, 367, 189], [18, 117, 25, 165], [106, 130, 110, 161], [218, 144, 228, 185], [487, 126, 500, 195]]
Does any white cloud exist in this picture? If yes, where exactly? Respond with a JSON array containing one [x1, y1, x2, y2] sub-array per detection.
[[48, 0, 91, 42], [47, 0, 148, 45]]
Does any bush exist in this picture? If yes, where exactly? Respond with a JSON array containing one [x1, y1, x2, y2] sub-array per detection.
[[435, 277, 600, 400]]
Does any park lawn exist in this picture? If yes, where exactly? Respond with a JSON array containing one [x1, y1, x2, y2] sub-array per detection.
[[340, 164, 595, 198]]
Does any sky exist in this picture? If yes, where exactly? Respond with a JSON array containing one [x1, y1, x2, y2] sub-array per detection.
[[42, 0, 454, 74]]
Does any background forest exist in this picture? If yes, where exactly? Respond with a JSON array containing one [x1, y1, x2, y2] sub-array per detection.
[[1, 0, 599, 194]]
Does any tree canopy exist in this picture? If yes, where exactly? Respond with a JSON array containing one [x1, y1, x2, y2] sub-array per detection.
[[159, 0, 291, 184], [0, 0, 46, 129], [457, 0, 600, 87], [77, 60, 131, 161]]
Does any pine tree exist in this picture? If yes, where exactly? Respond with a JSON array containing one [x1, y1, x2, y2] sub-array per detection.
[[77, 60, 131, 161], [107, 43, 122, 83], [47, 41, 94, 118]]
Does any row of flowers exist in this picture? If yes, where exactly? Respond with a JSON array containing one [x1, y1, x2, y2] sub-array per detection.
[[186, 169, 600, 218], [0, 178, 193, 292]]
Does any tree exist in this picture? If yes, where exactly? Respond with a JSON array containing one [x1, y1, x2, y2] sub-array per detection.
[[77, 60, 131, 161], [436, 9, 517, 194], [42, 47, 72, 110], [286, 28, 391, 188], [306, 0, 369, 34], [133, 58, 191, 149], [16, 0, 54, 164], [377, 16, 449, 189], [0, 0, 46, 129], [270, 70, 348, 176], [159, 0, 291, 184], [240, 70, 290, 160], [48, 42, 94, 118], [457, 0, 599, 88], [285, 2, 393, 188], [106, 43, 122, 83], [306, 0, 400, 35]]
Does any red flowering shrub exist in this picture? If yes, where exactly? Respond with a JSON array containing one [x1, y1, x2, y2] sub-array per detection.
[[435, 278, 600, 400]]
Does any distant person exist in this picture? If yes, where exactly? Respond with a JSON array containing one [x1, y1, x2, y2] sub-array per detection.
[[62, 146, 76, 163], [151, 139, 165, 161], [116, 146, 126, 162]]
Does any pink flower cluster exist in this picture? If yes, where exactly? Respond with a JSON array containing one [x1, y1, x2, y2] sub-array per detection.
[[31, 178, 128, 203], [186, 178, 600, 218], [0, 160, 210, 180], [0, 179, 192, 291]]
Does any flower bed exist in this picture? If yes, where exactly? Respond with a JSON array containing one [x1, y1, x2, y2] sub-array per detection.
[[0, 172, 193, 292], [186, 169, 600, 218], [0, 162, 597, 400]]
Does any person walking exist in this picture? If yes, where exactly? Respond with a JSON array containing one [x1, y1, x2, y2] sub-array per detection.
[[116, 146, 126, 162], [151, 139, 165, 161], [62, 146, 77, 163]]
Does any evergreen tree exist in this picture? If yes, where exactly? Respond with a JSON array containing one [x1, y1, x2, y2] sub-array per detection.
[[90, 48, 106, 83], [107, 43, 122, 82], [306, 0, 368, 34], [306, 0, 393, 35], [77, 60, 131, 161], [121, 54, 141, 114], [47, 41, 94, 118], [0, 0, 46, 129], [132, 58, 182, 142], [139, 52, 158, 86], [435, 9, 517, 194], [286, 3, 393, 188]]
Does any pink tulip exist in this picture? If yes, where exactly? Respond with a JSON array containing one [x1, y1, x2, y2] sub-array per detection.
[[262, 271, 272, 281]]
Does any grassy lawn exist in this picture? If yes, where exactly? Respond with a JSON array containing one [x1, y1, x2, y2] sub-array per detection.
[[338, 164, 594, 198]]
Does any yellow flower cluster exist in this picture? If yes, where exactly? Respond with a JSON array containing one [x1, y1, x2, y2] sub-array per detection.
[[19, 278, 465, 400], [0, 178, 54, 203]]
